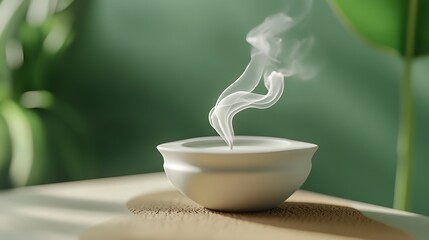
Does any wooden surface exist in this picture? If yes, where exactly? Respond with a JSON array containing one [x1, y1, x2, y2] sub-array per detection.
[[1, 172, 429, 240]]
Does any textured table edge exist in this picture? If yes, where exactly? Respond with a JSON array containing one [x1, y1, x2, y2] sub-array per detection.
[[0, 172, 428, 239]]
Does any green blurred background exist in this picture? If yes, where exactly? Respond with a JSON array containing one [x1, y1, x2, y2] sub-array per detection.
[[1, 0, 428, 215]]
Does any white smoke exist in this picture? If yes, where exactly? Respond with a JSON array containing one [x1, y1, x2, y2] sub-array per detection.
[[209, 3, 313, 149]]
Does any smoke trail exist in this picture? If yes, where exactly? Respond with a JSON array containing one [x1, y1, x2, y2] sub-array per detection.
[[209, 4, 312, 149]]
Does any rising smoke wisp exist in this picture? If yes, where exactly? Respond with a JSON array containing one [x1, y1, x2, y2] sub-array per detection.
[[209, 3, 312, 149]]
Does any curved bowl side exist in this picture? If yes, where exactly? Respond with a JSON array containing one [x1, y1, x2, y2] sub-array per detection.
[[163, 157, 312, 211], [157, 137, 318, 211]]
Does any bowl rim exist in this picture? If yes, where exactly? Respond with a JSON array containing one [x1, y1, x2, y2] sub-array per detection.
[[157, 136, 317, 155]]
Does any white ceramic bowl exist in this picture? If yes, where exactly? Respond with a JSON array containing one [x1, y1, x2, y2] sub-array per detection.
[[157, 136, 318, 212]]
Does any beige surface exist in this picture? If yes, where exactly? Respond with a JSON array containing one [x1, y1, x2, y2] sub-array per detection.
[[1, 173, 428, 240], [81, 190, 410, 240]]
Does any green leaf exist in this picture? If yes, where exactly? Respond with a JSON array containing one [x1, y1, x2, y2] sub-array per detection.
[[0, 113, 12, 188], [1, 100, 34, 186], [330, 0, 429, 57]]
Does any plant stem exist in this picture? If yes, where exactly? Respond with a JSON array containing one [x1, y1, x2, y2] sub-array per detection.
[[393, 0, 418, 211]]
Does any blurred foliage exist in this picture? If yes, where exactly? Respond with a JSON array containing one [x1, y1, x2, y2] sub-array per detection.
[[330, 0, 429, 210], [1, 0, 429, 217], [0, 0, 96, 187], [330, 0, 429, 56]]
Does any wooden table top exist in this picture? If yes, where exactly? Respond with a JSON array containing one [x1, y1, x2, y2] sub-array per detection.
[[1, 172, 428, 239]]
